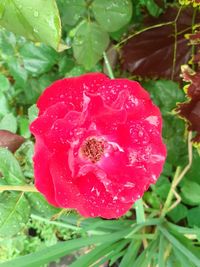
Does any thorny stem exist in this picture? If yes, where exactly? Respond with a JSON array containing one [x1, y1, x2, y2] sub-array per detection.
[[161, 131, 193, 217], [0, 185, 38, 192], [103, 51, 114, 79]]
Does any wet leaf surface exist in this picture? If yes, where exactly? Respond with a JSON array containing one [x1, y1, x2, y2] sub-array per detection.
[[91, 0, 132, 32], [0, 192, 30, 238], [0, 0, 61, 50], [0, 147, 25, 185], [72, 21, 109, 69]]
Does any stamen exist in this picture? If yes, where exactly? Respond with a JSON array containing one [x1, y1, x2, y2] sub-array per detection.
[[81, 137, 104, 163]]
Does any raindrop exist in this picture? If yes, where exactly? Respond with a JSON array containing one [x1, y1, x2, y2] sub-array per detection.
[[138, 130, 143, 137], [33, 11, 39, 17]]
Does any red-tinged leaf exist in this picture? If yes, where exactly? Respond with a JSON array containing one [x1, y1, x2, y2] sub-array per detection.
[[186, 27, 200, 66], [176, 65, 200, 143], [0, 130, 25, 152], [121, 7, 200, 81]]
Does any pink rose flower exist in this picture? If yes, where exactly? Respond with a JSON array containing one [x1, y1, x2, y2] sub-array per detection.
[[30, 73, 166, 219]]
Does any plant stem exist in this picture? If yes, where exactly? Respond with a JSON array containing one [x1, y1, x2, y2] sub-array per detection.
[[103, 51, 114, 79], [161, 166, 181, 217], [161, 131, 193, 217], [0, 185, 38, 192], [135, 199, 145, 224], [135, 199, 148, 248], [171, 6, 182, 80]]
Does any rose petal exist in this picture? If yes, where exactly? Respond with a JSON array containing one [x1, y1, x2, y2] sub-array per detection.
[[33, 138, 58, 207]]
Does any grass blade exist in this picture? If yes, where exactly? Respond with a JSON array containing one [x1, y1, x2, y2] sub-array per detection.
[[159, 226, 200, 267], [119, 240, 141, 267], [0, 229, 130, 267]]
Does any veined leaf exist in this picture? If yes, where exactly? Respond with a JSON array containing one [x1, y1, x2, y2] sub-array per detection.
[[0, 0, 61, 50], [91, 0, 132, 32], [0, 192, 30, 237], [0, 147, 25, 185], [58, 0, 86, 26], [72, 21, 109, 69]]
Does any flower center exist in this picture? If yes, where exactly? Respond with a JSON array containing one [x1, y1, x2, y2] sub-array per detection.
[[80, 137, 104, 163]]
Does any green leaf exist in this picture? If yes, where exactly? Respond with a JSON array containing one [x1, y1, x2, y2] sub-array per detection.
[[135, 199, 145, 223], [58, 0, 86, 26], [18, 116, 31, 138], [65, 65, 86, 78], [0, 113, 17, 133], [159, 226, 200, 267], [185, 150, 200, 185], [0, 93, 9, 116], [26, 193, 60, 218], [143, 191, 160, 209], [20, 43, 58, 75], [72, 21, 109, 69], [132, 239, 158, 267], [163, 117, 187, 166], [7, 57, 28, 86], [143, 80, 187, 165], [167, 203, 188, 223], [0, 29, 17, 58], [0, 192, 30, 237], [119, 240, 141, 267], [158, 235, 168, 267], [107, 239, 129, 265], [166, 221, 200, 236], [28, 104, 39, 123], [143, 80, 185, 115], [0, 148, 25, 185], [58, 55, 75, 76], [140, 0, 163, 17], [152, 175, 171, 200], [69, 241, 122, 267], [65, 63, 102, 78], [0, 74, 10, 92], [187, 206, 200, 228], [181, 180, 200, 206], [14, 141, 34, 178], [0, 0, 61, 50], [173, 247, 196, 267], [91, 0, 132, 32]]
